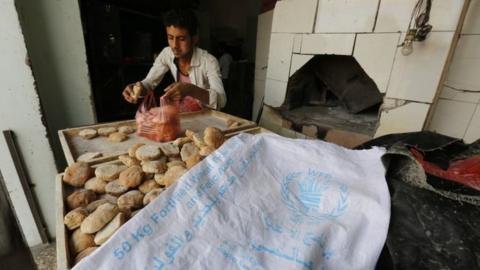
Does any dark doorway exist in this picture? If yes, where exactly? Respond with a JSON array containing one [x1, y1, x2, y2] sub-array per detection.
[[79, 0, 260, 122], [79, 0, 199, 122]]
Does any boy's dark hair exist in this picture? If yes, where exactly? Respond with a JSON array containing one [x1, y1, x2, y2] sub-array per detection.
[[163, 9, 198, 36]]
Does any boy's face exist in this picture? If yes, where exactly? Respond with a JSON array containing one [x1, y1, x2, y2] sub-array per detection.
[[166, 26, 197, 59]]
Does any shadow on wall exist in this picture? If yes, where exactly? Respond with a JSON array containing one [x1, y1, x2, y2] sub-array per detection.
[[15, 0, 96, 170], [0, 172, 36, 269]]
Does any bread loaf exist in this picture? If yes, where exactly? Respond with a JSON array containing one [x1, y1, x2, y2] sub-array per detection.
[[78, 129, 97, 140], [119, 154, 141, 167], [70, 228, 95, 254], [98, 127, 117, 137], [118, 165, 144, 188], [64, 207, 89, 230], [95, 164, 120, 181], [108, 132, 128, 143], [204, 127, 224, 149], [143, 188, 164, 205], [180, 142, 199, 162], [117, 190, 144, 211], [118, 126, 135, 134], [63, 162, 92, 187], [135, 145, 162, 161], [138, 179, 161, 194], [94, 212, 126, 245], [74, 247, 97, 264], [80, 203, 119, 234], [66, 189, 97, 210], [105, 180, 129, 196]]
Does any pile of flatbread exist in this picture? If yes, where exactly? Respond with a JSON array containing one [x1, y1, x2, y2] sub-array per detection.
[[62, 127, 225, 266]]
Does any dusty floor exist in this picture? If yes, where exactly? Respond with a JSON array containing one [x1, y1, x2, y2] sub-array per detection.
[[31, 242, 56, 270]]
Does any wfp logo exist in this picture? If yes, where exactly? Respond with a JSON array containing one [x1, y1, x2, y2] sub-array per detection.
[[281, 169, 349, 224]]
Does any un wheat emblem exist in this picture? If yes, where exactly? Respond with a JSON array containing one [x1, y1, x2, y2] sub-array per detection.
[[281, 169, 349, 224]]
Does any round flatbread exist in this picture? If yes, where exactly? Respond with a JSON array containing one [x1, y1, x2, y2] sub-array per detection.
[[77, 152, 102, 162], [119, 154, 141, 167], [143, 188, 165, 205], [118, 165, 144, 188], [118, 126, 135, 134], [95, 164, 120, 181], [98, 127, 117, 136], [135, 145, 162, 161], [108, 132, 128, 143], [142, 159, 167, 174], [128, 143, 145, 158], [63, 162, 92, 187], [78, 129, 97, 140], [105, 180, 129, 196]]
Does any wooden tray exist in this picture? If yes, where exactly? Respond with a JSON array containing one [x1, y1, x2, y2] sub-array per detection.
[[55, 173, 71, 270], [58, 109, 255, 165], [56, 127, 272, 269]]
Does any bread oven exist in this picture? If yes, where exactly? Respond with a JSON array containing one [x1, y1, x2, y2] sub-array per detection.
[[277, 55, 382, 141]]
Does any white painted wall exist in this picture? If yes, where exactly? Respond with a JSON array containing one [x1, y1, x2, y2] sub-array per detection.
[[0, 0, 57, 245], [427, 0, 480, 143], [15, 0, 96, 167], [253, 10, 274, 120]]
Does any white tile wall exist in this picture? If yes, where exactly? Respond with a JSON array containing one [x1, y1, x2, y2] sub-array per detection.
[[255, 69, 267, 83], [439, 86, 480, 103], [301, 34, 355, 55], [353, 33, 400, 93], [429, 0, 464, 31], [386, 32, 454, 103], [315, 0, 379, 33], [252, 79, 267, 121], [257, 10, 274, 39], [290, 54, 314, 76], [464, 105, 480, 143], [255, 11, 274, 72], [266, 33, 295, 82], [375, 0, 463, 32], [255, 38, 271, 72], [463, 0, 480, 34], [254, 11, 274, 120], [428, 99, 477, 138], [264, 79, 288, 107], [271, 0, 317, 33], [293, 34, 302, 53], [375, 101, 430, 137], [445, 35, 480, 91], [375, 0, 417, 32]]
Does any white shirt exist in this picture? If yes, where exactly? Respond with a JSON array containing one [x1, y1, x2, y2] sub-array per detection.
[[219, 53, 233, 79], [141, 47, 227, 109]]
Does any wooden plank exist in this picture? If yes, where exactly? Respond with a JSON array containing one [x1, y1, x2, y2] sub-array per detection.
[[55, 173, 70, 270], [2, 130, 49, 244], [58, 109, 256, 165], [423, 0, 472, 129]]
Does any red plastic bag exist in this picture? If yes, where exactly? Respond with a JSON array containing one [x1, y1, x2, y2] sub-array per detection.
[[180, 96, 202, 112], [136, 91, 180, 142], [410, 148, 480, 191]]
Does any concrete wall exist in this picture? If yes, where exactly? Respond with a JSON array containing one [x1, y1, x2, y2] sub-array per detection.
[[427, 0, 480, 143], [15, 0, 96, 168], [0, 0, 57, 245]]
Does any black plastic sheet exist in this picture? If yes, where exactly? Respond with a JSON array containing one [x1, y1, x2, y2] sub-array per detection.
[[357, 132, 480, 270]]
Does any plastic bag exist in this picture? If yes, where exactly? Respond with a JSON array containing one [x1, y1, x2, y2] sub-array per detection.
[[136, 91, 180, 142], [180, 96, 202, 112], [410, 148, 480, 191]]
